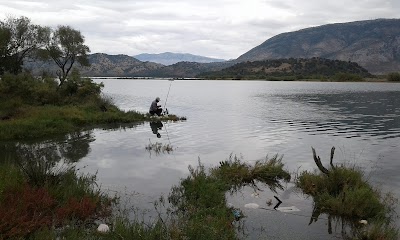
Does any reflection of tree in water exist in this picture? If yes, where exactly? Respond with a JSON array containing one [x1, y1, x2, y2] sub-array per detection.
[[0, 131, 94, 186], [0, 131, 94, 164]]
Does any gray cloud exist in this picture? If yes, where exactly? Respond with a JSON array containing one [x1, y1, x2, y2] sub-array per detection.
[[0, 0, 399, 59]]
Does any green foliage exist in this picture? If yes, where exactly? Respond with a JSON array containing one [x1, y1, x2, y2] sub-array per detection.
[[198, 58, 371, 80], [296, 148, 398, 240], [44, 25, 90, 85], [296, 165, 390, 220], [0, 16, 49, 75], [0, 72, 154, 140], [387, 72, 400, 81], [167, 157, 291, 240], [333, 72, 364, 81], [211, 154, 291, 193], [168, 161, 237, 240]]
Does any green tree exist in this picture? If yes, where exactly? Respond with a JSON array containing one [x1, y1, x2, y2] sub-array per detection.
[[44, 25, 90, 86], [0, 16, 49, 75]]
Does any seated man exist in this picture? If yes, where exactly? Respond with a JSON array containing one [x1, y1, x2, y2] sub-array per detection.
[[149, 97, 163, 116]]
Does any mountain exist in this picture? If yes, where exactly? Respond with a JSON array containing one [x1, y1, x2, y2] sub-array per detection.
[[197, 58, 372, 80], [134, 52, 226, 65], [80, 53, 163, 77], [237, 19, 400, 74]]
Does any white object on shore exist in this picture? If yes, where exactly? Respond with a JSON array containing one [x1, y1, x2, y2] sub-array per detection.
[[276, 206, 300, 212], [359, 220, 368, 225], [97, 224, 110, 233], [244, 203, 260, 209]]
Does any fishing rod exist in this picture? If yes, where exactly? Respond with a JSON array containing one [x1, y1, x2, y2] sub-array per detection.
[[163, 79, 174, 115]]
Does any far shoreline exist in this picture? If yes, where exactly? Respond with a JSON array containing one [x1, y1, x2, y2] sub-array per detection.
[[88, 76, 395, 82]]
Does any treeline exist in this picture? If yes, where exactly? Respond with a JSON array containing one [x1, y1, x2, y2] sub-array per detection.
[[197, 57, 373, 81]]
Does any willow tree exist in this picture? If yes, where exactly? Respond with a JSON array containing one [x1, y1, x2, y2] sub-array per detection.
[[0, 16, 49, 75], [45, 25, 90, 86]]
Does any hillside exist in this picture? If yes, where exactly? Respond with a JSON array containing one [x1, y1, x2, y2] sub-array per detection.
[[197, 58, 372, 80], [237, 19, 400, 74], [80, 53, 163, 77], [134, 52, 226, 65], [135, 61, 235, 78], [23, 53, 164, 77]]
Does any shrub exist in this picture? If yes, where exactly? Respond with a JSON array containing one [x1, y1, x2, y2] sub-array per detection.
[[387, 72, 400, 81]]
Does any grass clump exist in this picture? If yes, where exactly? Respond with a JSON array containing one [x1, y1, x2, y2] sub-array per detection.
[[296, 147, 398, 239], [167, 156, 291, 239], [168, 162, 238, 240], [211, 154, 291, 193]]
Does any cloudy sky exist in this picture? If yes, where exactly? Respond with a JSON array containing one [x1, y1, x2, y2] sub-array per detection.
[[0, 0, 399, 60]]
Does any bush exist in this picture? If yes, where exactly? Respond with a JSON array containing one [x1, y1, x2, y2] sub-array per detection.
[[387, 72, 400, 81]]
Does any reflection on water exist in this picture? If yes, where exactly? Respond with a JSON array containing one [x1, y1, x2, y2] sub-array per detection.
[[150, 121, 163, 138], [0, 131, 94, 164], [271, 91, 400, 140]]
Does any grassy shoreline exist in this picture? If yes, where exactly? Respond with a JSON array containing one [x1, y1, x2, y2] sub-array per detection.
[[0, 73, 185, 141], [0, 148, 397, 239]]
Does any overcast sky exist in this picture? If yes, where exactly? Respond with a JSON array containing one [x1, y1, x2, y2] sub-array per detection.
[[1, 0, 399, 60]]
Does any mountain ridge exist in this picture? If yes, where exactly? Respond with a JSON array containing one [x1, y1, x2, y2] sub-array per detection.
[[237, 18, 400, 74], [134, 52, 226, 65]]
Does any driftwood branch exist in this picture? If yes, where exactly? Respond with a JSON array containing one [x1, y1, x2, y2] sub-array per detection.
[[311, 147, 330, 175], [330, 146, 336, 169]]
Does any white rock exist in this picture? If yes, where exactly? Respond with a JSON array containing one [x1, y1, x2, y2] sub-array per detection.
[[244, 203, 260, 209], [359, 220, 368, 225], [97, 224, 110, 233]]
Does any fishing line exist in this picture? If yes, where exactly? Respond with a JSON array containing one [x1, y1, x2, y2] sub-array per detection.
[[163, 121, 177, 162], [163, 79, 174, 114]]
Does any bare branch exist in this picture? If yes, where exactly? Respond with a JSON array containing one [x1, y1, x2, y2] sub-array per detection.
[[311, 147, 330, 175]]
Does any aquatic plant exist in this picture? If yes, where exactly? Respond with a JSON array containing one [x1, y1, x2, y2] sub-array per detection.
[[296, 147, 399, 239], [167, 156, 291, 239], [211, 154, 291, 193], [145, 140, 174, 155]]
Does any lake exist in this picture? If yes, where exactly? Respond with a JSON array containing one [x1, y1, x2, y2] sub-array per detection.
[[9, 79, 400, 239]]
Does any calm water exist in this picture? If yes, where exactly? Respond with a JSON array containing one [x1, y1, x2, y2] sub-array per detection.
[[8, 79, 400, 239]]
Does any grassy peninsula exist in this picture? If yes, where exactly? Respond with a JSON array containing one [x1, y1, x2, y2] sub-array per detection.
[[0, 72, 183, 140]]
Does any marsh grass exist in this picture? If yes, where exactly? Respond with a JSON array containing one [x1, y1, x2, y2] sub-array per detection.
[[296, 147, 399, 239], [167, 156, 291, 240], [211, 154, 291, 193], [145, 140, 174, 155]]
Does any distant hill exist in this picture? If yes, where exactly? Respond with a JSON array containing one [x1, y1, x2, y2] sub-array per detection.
[[134, 52, 226, 65], [81, 53, 163, 77], [237, 19, 400, 74], [197, 58, 372, 80], [135, 61, 234, 78], [24, 53, 164, 77]]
